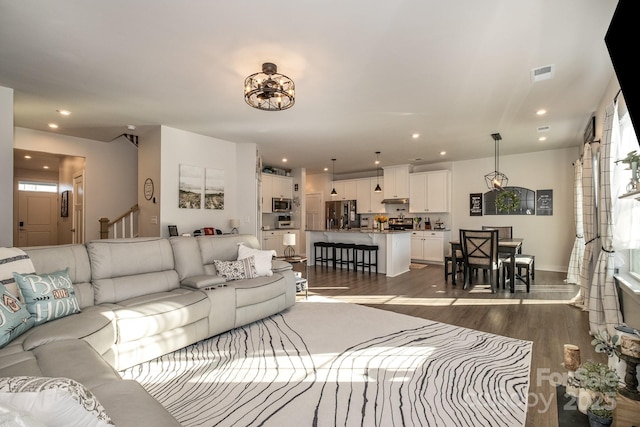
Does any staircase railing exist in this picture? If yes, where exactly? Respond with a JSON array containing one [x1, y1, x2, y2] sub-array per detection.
[[99, 204, 140, 239]]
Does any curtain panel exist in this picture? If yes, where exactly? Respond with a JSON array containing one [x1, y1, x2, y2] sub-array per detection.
[[566, 160, 584, 285]]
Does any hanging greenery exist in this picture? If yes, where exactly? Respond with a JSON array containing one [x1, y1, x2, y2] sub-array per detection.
[[495, 190, 520, 212]]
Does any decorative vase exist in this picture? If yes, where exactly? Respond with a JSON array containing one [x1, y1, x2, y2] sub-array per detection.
[[587, 409, 613, 427], [379, 222, 385, 232]]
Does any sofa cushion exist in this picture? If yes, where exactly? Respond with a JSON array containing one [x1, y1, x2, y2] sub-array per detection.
[[112, 289, 210, 344], [0, 285, 34, 348], [0, 247, 35, 300], [13, 268, 81, 326], [23, 244, 94, 309], [0, 351, 41, 377], [197, 234, 261, 264], [0, 376, 114, 426], [169, 236, 205, 281], [237, 243, 276, 277], [87, 238, 180, 304]]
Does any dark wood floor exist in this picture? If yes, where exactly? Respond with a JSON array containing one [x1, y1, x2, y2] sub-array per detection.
[[299, 263, 605, 427]]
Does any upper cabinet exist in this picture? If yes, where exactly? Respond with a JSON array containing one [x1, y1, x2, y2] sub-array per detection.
[[383, 165, 411, 199], [409, 170, 451, 213], [262, 173, 293, 213], [330, 180, 357, 200], [356, 178, 384, 214]]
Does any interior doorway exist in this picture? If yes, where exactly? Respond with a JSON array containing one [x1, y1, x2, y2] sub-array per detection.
[[72, 171, 85, 244], [305, 192, 324, 231], [17, 190, 58, 247]]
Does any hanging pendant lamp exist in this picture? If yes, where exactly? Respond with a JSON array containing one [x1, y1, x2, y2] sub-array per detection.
[[374, 151, 382, 192], [330, 159, 337, 196], [484, 133, 508, 190]]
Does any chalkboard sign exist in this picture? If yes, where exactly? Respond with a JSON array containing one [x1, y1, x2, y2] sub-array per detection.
[[537, 189, 553, 216], [470, 193, 483, 216]]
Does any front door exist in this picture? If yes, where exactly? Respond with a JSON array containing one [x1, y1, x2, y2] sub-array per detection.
[[18, 191, 58, 247]]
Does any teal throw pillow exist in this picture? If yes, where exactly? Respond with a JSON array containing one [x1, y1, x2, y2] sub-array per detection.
[[0, 285, 34, 348], [13, 268, 80, 325]]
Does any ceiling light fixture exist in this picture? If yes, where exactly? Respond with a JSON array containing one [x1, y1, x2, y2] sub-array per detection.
[[57, 109, 71, 116], [330, 158, 337, 196], [244, 62, 295, 111], [374, 151, 382, 192], [48, 123, 58, 129], [484, 132, 508, 191]]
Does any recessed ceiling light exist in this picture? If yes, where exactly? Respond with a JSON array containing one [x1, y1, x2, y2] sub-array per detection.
[[440, 151, 446, 156], [538, 136, 547, 141], [282, 158, 287, 162], [323, 167, 328, 172], [48, 123, 59, 129], [43, 166, 49, 169], [412, 133, 420, 139], [536, 109, 547, 116], [24, 155, 32, 159], [57, 109, 71, 116]]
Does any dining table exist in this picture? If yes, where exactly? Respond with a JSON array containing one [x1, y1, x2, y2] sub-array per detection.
[[449, 238, 523, 292]]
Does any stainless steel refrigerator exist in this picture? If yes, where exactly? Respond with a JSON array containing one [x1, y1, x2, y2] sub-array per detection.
[[326, 200, 360, 230]]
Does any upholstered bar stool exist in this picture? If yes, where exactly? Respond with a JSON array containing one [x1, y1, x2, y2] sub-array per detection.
[[354, 244, 379, 274], [503, 254, 535, 292], [333, 243, 356, 271], [314, 241, 334, 268]]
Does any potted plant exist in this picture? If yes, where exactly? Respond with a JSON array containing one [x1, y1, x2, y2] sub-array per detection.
[[574, 360, 619, 426], [615, 150, 640, 192]]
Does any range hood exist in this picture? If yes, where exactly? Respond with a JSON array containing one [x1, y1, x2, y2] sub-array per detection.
[[381, 198, 409, 204]]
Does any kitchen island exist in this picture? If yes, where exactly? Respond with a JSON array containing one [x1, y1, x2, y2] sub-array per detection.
[[305, 229, 411, 277]]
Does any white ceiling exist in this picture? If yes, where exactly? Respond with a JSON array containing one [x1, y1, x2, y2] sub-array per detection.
[[0, 0, 619, 175]]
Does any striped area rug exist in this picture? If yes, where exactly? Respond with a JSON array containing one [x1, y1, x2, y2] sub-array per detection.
[[120, 296, 532, 426]]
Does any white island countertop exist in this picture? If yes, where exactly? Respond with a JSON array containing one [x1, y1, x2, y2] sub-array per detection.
[[306, 230, 411, 277]]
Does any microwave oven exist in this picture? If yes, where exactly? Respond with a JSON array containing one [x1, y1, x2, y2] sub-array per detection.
[[272, 198, 292, 212]]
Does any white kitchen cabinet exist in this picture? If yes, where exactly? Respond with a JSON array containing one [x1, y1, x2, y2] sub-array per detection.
[[263, 229, 300, 256], [410, 230, 449, 263], [262, 174, 293, 213], [331, 180, 357, 200], [356, 178, 385, 214], [383, 165, 410, 199], [409, 170, 451, 213]]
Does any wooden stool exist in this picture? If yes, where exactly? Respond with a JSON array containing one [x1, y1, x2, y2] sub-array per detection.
[[354, 244, 379, 274], [314, 242, 334, 268], [334, 243, 356, 271]]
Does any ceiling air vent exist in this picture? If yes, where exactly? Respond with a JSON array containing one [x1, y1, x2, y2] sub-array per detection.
[[530, 64, 555, 83], [537, 125, 550, 132]]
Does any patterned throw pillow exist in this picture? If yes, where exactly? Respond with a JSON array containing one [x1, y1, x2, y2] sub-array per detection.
[[0, 376, 114, 426], [214, 256, 257, 281], [0, 285, 34, 348], [12, 268, 80, 326]]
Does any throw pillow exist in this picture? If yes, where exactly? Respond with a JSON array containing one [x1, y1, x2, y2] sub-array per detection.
[[12, 268, 80, 326], [237, 243, 275, 277], [0, 376, 114, 426], [213, 257, 257, 281], [0, 285, 34, 348]]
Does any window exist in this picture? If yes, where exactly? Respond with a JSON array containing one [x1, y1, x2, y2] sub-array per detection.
[[18, 181, 57, 193], [631, 249, 640, 281]]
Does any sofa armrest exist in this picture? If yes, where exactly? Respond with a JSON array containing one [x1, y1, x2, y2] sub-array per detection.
[[181, 275, 226, 290], [271, 260, 293, 272]]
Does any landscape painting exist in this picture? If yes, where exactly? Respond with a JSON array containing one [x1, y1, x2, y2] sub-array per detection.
[[179, 164, 202, 209], [204, 168, 224, 210]]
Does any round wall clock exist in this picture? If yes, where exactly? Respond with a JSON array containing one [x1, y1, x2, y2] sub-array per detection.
[[144, 178, 154, 200]]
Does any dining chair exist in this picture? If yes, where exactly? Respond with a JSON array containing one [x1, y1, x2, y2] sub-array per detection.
[[460, 229, 501, 292], [481, 225, 513, 240]]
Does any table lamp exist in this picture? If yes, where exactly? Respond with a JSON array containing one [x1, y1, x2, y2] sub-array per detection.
[[230, 219, 240, 234], [283, 233, 296, 258]]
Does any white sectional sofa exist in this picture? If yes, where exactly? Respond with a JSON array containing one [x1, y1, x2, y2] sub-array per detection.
[[0, 234, 296, 426]]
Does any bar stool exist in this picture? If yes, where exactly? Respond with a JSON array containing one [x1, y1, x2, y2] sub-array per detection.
[[503, 254, 535, 292], [354, 244, 379, 274], [444, 249, 464, 282], [333, 243, 355, 271], [314, 242, 334, 268]]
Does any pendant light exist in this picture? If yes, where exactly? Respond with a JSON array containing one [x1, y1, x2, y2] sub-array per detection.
[[374, 151, 382, 192], [330, 159, 337, 196], [484, 132, 509, 190]]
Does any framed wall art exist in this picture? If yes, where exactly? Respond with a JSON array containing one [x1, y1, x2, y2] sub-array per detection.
[[60, 190, 69, 217]]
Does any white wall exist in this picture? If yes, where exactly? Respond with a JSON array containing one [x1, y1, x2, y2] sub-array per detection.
[[0, 87, 13, 247], [13, 128, 138, 242], [159, 126, 258, 237], [137, 126, 162, 237]]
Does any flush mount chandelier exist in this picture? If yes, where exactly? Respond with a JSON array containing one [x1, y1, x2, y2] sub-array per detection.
[[484, 132, 509, 190], [244, 62, 295, 111]]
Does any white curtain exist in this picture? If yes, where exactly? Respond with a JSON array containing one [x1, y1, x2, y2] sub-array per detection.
[[566, 160, 584, 285], [571, 143, 597, 310], [589, 102, 623, 336]]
